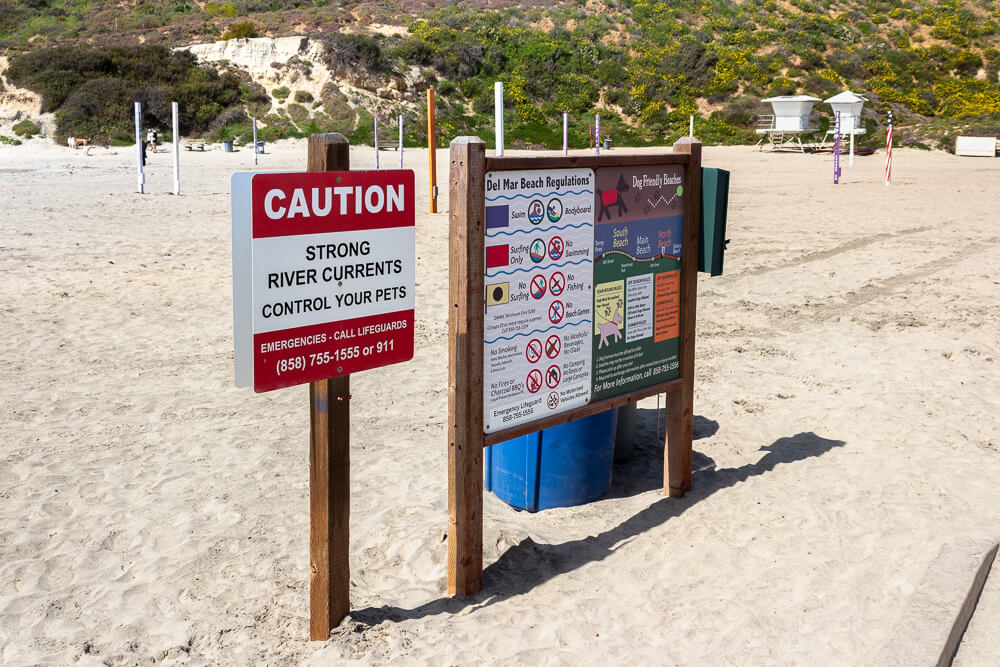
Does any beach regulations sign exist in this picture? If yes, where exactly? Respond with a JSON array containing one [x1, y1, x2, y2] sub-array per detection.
[[482, 169, 595, 433], [232, 170, 415, 392], [480, 164, 686, 432]]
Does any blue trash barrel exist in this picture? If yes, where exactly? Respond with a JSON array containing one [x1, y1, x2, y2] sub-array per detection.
[[223, 141, 234, 153], [485, 409, 618, 512]]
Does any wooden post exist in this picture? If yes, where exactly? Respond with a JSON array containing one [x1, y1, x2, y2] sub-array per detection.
[[427, 89, 437, 213], [306, 133, 351, 640], [447, 136, 486, 596], [665, 137, 702, 497]]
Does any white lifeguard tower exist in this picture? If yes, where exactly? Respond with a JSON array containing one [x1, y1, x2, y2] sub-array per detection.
[[755, 95, 820, 152], [822, 91, 868, 163]]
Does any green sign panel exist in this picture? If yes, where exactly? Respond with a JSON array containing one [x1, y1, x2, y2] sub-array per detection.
[[591, 165, 684, 401]]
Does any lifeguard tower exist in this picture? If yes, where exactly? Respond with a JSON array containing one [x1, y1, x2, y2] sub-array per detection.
[[755, 95, 820, 152], [821, 91, 868, 147]]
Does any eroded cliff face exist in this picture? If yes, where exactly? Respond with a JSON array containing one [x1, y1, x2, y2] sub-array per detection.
[[0, 56, 43, 120], [182, 37, 334, 105], [180, 36, 424, 117]]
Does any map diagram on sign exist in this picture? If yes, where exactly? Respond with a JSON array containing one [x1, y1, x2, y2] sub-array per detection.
[[592, 165, 685, 402], [482, 168, 595, 433]]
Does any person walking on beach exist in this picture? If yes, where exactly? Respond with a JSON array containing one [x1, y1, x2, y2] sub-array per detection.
[[146, 128, 158, 155]]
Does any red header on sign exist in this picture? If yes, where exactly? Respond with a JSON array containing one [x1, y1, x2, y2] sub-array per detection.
[[251, 170, 415, 238]]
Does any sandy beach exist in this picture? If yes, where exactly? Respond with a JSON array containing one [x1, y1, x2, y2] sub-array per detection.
[[2, 137, 999, 664]]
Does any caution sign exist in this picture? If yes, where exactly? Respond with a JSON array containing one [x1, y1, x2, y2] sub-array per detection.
[[232, 169, 416, 392], [482, 168, 594, 433]]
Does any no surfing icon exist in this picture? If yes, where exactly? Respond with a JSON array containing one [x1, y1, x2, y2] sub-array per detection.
[[530, 275, 547, 300]]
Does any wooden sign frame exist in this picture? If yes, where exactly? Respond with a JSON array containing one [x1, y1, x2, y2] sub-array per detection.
[[447, 136, 703, 595]]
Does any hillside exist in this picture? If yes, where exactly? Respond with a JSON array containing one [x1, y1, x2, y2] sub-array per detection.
[[2, 0, 1000, 149]]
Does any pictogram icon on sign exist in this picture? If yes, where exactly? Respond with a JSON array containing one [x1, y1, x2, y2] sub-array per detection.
[[530, 275, 547, 300], [546, 198, 563, 222], [546, 391, 560, 410], [545, 364, 561, 388], [528, 200, 545, 225], [548, 300, 564, 324], [548, 271, 565, 297], [545, 334, 561, 359], [525, 338, 543, 364], [529, 238, 546, 263], [526, 369, 543, 394], [548, 236, 564, 261]]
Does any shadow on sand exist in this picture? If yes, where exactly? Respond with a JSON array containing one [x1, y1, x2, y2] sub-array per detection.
[[346, 428, 845, 628]]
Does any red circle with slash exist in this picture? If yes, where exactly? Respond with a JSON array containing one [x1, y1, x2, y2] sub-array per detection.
[[526, 369, 543, 394], [548, 300, 564, 324], [545, 334, 561, 359], [548, 236, 564, 261], [525, 338, 542, 364], [530, 275, 547, 300], [545, 364, 561, 388]]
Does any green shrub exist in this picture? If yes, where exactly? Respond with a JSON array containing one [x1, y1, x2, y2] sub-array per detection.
[[8, 45, 243, 143], [320, 32, 389, 74], [294, 90, 314, 103], [349, 106, 374, 144], [0, 134, 22, 145], [272, 86, 290, 100], [287, 102, 309, 123], [12, 119, 40, 137], [222, 21, 258, 40], [321, 84, 357, 129], [205, 2, 237, 18]]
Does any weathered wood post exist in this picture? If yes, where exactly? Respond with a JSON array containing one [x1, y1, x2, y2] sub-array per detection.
[[306, 133, 351, 639], [447, 136, 487, 595], [665, 136, 702, 497]]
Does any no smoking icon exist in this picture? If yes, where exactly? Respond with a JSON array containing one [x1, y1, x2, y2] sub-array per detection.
[[530, 275, 547, 300], [549, 271, 565, 297], [548, 236, 564, 261], [525, 338, 542, 364], [548, 300, 564, 324], [526, 369, 543, 394]]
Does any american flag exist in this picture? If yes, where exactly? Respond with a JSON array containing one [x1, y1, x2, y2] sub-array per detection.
[[885, 111, 893, 186]]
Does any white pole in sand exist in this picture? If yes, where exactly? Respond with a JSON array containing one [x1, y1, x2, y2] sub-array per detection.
[[494, 81, 504, 156], [134, 102, 144, 194], [252, 115, 258, 167], [689, 115, 694, 137], [374, 116, 380, 169], [398, 114, 404, 169], [849, 127, 855, 168], [595, 113, 601, 155], [172, 102, 180, 195], [563, 112, 568, 156]]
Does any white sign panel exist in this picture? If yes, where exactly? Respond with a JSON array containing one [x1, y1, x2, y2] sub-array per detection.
[[483, 168, 595, 433], [232, 169, 415, 392]]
